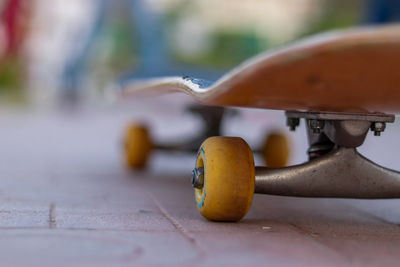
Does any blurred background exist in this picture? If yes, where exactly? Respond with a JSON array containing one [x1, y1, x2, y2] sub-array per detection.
[[1, 0, 400, 169], [1, 0, 399, 107]]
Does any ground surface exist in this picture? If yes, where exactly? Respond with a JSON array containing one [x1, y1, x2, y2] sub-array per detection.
[[0, 105, 400, 266]]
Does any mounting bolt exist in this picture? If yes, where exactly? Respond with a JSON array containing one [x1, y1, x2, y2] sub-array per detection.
[[308, 119, 325, 134], [191, 167, 204, 189], [286, 117, 300, 131], [371, 122, 386, 136]]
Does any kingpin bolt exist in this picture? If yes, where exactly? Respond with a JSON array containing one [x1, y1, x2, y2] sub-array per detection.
[[371, 122, 386, 136], [191, 167, 204, 189], [286, 117, 300, 131], [309, 119, 325, 134]]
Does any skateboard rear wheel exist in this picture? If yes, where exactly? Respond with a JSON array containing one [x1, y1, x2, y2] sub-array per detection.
[[262, 132, 289, 168], [124, 124, 152, 169], [193, 137, 254, 222]]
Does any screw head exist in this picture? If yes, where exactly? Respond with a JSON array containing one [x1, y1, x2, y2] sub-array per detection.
[[309, 119, 325, 134], [371, 122, 386, 136]]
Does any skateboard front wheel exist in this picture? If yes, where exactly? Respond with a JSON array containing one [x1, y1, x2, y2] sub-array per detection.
[[262, 132, 289, 168], [123, 124, 152, 169], [192, 136, 255, 222]]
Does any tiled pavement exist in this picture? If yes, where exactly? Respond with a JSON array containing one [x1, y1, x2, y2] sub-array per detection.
[[0, 105, 400, 266]]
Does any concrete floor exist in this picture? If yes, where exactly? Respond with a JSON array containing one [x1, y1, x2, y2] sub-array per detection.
[[0, 106, 400, 266]]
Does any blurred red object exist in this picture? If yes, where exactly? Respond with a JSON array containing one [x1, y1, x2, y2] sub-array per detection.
[[1, 0, 30, 57]]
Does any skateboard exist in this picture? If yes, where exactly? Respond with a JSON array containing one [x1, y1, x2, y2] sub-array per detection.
[[120, 25, 400, 222]]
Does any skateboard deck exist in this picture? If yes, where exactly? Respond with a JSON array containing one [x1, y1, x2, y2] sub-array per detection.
[[121, 25, 400, 115]]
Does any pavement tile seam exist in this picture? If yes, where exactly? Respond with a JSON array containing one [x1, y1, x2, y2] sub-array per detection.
[[48, 202, 56, 229], [0, 225, 195, 234], [152, 195, 208, 259]]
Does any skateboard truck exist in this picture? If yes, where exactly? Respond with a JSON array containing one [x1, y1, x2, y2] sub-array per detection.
[[190, 110, 399, 222], [254, 111, 400, 198], [155, 105, 226, 152], [254, 147, 400, 198], [125, 104, 289, 169]]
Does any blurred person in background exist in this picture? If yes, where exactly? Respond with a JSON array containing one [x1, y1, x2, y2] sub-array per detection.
[[0, 0, 30, 103], [2, 0, 400, 107]]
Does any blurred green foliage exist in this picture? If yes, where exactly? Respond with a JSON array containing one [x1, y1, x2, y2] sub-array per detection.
[[166, 0, 362, 69], [302, 1, 362, 36], [105, 20, 136, 71], [0, 57, 25, 103], [174, 31, 265, 68]]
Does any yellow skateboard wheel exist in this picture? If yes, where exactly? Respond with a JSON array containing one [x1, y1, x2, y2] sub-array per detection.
[[262, 132, 289, 168], [193, 137, 255, 222], [123, 124, 152, 169]]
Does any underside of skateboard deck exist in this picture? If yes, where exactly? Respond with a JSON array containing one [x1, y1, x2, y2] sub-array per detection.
[[121, 25, 400, 222], [121, 25, 400, 115]]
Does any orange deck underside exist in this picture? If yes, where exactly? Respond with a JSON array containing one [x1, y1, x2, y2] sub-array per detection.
[[209, 44, 400, 114]]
